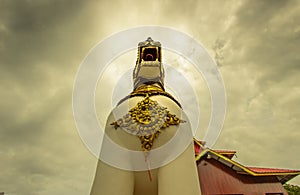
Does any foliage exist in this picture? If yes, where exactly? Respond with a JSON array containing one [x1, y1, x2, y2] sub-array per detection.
[[284, 183, 300, 195]]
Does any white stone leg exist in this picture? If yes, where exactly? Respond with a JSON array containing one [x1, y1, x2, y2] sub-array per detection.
[[157, 143, 201, 195], [90, 160, 135, 195]]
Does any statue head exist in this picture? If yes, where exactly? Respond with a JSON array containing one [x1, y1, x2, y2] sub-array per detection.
[[133, 37, 165, 90]]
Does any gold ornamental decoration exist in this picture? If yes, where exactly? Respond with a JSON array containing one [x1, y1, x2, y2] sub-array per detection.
[[111, 94, 184, 152]]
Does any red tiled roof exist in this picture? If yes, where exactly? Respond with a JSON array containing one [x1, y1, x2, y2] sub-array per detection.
[[247, 167, 300, 174], [214, 150, 236, 159], [193, 139, 236, 159], [194, 141, 203, 155], [214, 149, 236, 154]]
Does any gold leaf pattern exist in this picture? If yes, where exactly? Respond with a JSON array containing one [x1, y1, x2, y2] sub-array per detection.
[[111, 94, 184, 152]]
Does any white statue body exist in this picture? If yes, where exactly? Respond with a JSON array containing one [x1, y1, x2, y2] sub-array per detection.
[[90, 38, 201, 195]]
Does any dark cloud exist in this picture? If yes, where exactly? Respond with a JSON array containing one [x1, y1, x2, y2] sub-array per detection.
[[211, 0, 300, 185]]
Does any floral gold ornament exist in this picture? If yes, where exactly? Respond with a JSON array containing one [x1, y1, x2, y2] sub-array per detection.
[[111, 94, 185, 152]]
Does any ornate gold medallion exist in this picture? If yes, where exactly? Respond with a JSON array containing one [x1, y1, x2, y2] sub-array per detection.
[[111, 94, 184, 152]]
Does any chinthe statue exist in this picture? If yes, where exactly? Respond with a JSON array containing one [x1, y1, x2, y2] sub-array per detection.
[[90, 37, 201, 195]]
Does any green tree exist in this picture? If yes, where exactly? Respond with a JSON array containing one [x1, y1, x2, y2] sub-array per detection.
[[284, 183, 300, 195]]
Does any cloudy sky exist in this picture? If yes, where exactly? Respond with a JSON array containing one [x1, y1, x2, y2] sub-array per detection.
[[0, 0, 300, 194]]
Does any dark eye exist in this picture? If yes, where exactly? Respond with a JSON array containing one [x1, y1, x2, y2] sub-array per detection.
[[143, 48, 157, 61]]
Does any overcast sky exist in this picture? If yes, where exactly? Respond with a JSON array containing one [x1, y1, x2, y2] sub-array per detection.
[[0, 0, 300, 194]]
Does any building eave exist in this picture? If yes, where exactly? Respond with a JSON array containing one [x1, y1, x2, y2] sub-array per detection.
[[195, 148, 300, 183]]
